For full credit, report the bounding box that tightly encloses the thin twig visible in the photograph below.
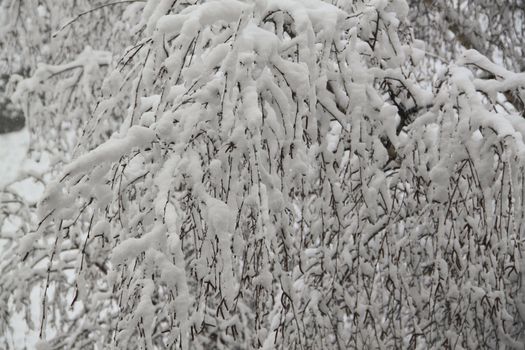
[53,1,143,37]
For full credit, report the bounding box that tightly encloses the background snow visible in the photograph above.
[0,128,29,188]
[0,128,40,349]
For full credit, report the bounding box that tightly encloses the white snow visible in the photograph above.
[0,128,41,349]
[0,128,29,188]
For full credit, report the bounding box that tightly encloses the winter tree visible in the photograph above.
[2,0,525,349]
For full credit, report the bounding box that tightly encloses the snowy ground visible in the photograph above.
[0,128,41,349]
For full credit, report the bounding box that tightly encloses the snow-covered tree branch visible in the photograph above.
[2,0,525,349]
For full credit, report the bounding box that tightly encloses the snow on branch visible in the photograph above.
[4,0,525,349]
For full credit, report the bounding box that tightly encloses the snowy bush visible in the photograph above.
[2,0,525,349]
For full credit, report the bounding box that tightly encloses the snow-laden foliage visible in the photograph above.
[407,0,525,116]
[4,0,525,349]
[0,1,138,289]
[3,0,139,160]
[408,0,525,71]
